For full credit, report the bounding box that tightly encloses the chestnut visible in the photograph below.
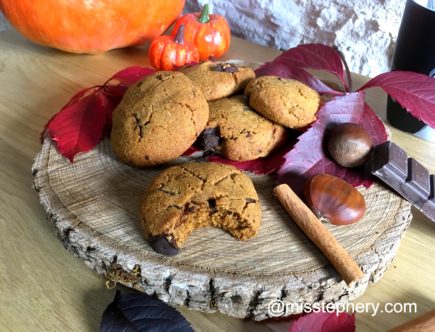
[327,123,372,167]
[304,174,366,225]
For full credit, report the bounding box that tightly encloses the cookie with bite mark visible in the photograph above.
[140,162,261,255]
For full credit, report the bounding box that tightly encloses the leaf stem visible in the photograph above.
[334,46,352,92]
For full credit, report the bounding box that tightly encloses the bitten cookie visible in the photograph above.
[140,162,261,255]
[111,71,209,167]
[180,61,255,101]
[202,95,287,161]
[244,76,321,129]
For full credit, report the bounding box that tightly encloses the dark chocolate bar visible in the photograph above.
[371,141,435,222]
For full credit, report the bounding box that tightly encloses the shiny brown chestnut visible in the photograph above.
[327,123,372,167]
[304,174,366,225]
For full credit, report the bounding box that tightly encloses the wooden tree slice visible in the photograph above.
[32,138,412,320]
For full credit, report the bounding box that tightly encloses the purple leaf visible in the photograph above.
[359,103,389,146]
[277,92,387,193]
[100,290,193,332]
[256,60,342,95]
[276,44,349,91]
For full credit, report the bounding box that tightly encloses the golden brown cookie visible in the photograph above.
[180,61,255,101]
[244,76,321,129]
[140,162,261,255]
[202,95,287,161]
[111,71,209,167]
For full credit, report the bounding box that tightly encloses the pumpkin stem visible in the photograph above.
[175,24,185,44]
[199,3,210,23]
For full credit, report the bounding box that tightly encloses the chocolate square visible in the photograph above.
[371,141,434,222]
[404,158,430,200]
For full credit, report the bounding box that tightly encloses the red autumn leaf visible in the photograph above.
[41,86,99,143]
[102,66,156,98]
[46,92,108,162]
[276,44,349,91]
[359,71,435,127]
[182,139,296,175]
[182,145,201,156]
[104,66,156,87]
[277,92,388,194]
[288,311,355,332]
[321,312,356,332]
[63,86,98,108]
[43,66,155,161]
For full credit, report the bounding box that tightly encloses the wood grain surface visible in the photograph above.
[32,136,411,320]
[0,29,434,331]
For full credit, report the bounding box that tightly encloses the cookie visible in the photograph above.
[244,76,321,129]
[111,71,209,167]
[180,61,255,101]
[140,162,261,255]
[202,95,287,161]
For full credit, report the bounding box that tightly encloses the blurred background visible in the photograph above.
[0,1,406,77]
[185,0,405,77]
[0,12,8,31]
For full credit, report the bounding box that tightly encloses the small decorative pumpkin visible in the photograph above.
[171,4,231,60]
[148,25,200,71]
[0,0,185,54]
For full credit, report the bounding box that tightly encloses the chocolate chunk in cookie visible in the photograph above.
[140,162,261,255]
[180,61,255,101]
[111,71,209,167]
[149,235,179,256]
[200,127,222,153]
[214,63,240,73]
[244,76,321,129]
[205,95,287,161]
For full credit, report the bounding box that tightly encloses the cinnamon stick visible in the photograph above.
[273,184,364,286]
[390,310,435,332]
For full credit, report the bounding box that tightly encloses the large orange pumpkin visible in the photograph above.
[0,0,185,54]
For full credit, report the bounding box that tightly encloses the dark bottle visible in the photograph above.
[387,0,435,142]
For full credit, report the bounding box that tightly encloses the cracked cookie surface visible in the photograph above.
[244,76,320,129]
[180,61,255,101]
[140,162,261,255]
[111,71,209,167]
[204,95,287,161]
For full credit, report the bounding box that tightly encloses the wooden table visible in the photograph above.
[0,29,434,332]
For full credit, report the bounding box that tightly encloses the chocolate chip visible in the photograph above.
[185,203,198,213]
[214,63,239,73]
[155,73,171,81]
[207,198,217,213]
[149,235,179,256]
[200,127,221,152]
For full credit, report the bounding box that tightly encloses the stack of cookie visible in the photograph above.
[110,61,321,255]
